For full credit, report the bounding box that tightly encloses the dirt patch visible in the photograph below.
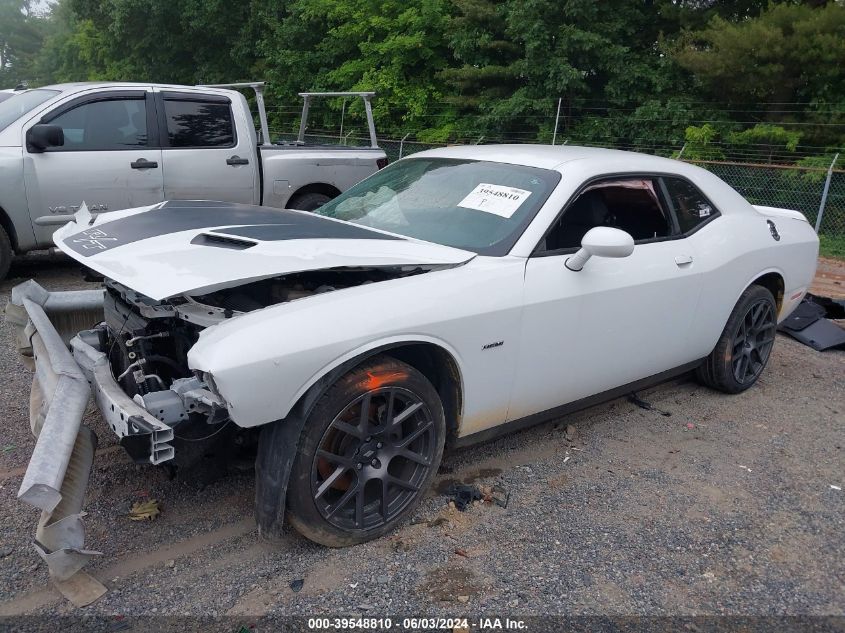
[418,565,490,603]
[811,256,845,299]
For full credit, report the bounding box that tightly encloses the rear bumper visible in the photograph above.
[4,280,175,580]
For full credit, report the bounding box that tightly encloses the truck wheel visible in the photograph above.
[284,356,445,547]
[0,225,12,281]
[697,285,777,394]
[287,192,332,212]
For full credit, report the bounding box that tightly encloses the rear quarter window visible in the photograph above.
[663,177,719,233]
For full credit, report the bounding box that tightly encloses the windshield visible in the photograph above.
[0,89,60,133]
[315,158,561,255]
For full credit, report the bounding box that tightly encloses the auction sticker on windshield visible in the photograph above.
[458,183,532,218]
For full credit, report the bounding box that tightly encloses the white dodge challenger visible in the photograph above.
[6,145,819,579]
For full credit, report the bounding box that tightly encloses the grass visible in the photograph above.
[818,234,845,260]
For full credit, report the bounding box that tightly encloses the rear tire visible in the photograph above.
[0,225,12,281]
[697,285,777,394]
[287,192,332,212]
[285,356,445,547]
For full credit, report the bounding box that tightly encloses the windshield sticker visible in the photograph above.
[458,183,532,218]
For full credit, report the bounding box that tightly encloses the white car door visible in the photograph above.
[156,90,258,204]
[508,176,709,421]
[22,89,164,246]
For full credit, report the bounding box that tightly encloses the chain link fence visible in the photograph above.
[280,132,845,236]
[683,160,844,235]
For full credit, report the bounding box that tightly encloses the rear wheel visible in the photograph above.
[0,225,12,281]
[286,356,445,546]
[697,285,777,393]
[287,192,332,212]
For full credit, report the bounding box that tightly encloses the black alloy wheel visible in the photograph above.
[311,386,436,531]
[696,284,778,394]
[731,298,776,385]
[283,355,446,546]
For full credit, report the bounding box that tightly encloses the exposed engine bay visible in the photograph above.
[95,265,437,469]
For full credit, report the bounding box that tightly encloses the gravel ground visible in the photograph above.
[0,255,843,627]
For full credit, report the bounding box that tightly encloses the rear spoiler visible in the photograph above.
[752,205,809,223]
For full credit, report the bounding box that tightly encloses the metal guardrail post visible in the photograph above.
[815,152,839,233]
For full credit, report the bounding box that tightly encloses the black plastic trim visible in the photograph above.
[190,233,257,250]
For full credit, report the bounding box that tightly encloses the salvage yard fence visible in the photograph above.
[278,132,845,236]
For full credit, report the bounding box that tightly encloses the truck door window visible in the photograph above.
[46,98,147,150]
[163,99,234,148]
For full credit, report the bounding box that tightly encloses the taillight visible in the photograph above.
[376,157,389,170]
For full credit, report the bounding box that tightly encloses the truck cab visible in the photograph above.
[0,82,387,279]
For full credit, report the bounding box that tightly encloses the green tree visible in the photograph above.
[36,0,263,84]
[261,0,452,139]
[0,0,49,87]
[674,3,845,109]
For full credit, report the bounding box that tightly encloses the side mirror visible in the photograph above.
[27,124,64,152]
[565,226,634,271]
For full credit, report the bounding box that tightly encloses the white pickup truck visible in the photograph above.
[0,82,388,279]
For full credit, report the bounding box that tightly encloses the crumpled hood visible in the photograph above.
[53,200,475,300]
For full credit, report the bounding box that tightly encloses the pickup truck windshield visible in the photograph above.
[315,158,560,255]
[0,89,59,132]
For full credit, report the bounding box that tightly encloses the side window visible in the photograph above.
[663,177,718,233]
[47,98,147,150]
[543,178,673,252]
[163,99,234,148]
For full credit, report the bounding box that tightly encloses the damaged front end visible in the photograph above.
[5,264,436,580]
[5,280,226,581]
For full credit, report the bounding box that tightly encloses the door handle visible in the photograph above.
[674,254,694,266]
[130,158,158,169]
[226,155,249,166]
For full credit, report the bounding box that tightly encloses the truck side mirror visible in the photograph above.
[565,226,635,271]
[27,124,64,152]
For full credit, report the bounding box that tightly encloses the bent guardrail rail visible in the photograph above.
[5,280,105,580]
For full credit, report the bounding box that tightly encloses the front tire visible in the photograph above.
[285,356,445,547]
[697,285,777,393]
